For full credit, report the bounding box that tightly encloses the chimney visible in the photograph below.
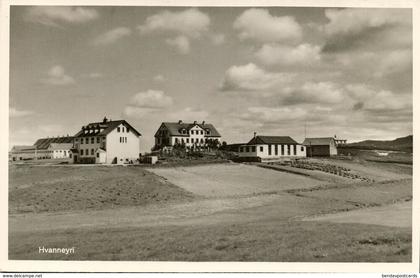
[178,120,183,124]
[193,120,197,125]
[254,131,257,138]
[202,121,205,125]
[103,116,108,123]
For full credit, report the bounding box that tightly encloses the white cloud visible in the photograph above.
[10,107,34,118]
[233,8,302,44]
[165,36,190,54]
[209,33,225,45]
[283,81,345,104]
[128,90,173,109]
[324,8,410,37]
[241,106,308,123]
[220,63,292,91]
[25,6,99,27]
[92,27,131,45]
[41,65,75,86]
[374,49,412,78]
[255,43,321,66]
[138,8,210,38]
[153,74,166,82]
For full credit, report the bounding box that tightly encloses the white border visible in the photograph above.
[0,0,418,273]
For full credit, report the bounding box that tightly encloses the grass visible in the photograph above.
[9,220,411,262]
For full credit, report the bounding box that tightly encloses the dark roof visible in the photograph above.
[155,121,221,137]
[74,120,141,138]
[247,136,298,145]
[302,137,336,146]
[48,143,73,150]
[11,145,35,151]
[33,136,74,150]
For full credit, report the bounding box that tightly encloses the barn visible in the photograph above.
[302,137,338,157]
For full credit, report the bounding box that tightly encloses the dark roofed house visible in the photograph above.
[302,137,338,157]
[154,120,221,150]
[238,134,306,162]
[72,117,141,164]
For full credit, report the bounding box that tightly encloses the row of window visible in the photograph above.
[77,137,105,144]
[117,126,129,133]
[120,137,128,143]
[80,149,95,156]
[240,144,304,156]
[174,138,208,144]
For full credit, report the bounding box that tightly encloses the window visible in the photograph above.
[246,146,249,152]
[200,138,203,143]
[287,145,291,155]
[251,146,256,152]
[96,153,99,158]
[186,138,189,143]
[80,149,84,155]
[81,138,84,144]
[260,146,263,152]
[125,137,127,143]
[293,145,297,155]
[196,138,199,143]
[97,137,100,143]
[268,145,272,155]
[117,127,120,132]
[200,130,203,135]
[301,146,304,152]
[122,127,125,132]
[91,137,94,144]
[275,145,278,155]
[91,149,94,155]
[126,127,129,133]
[281,145,284,155]
[75,139,78,142]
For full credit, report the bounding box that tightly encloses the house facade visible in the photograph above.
[154,120,221,150]
[10,136,74,161]
[303,137,338,157]
[72,118,141,164]
[238,135,306,161]
[48,143,73,159]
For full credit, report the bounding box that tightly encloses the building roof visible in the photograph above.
[11,145,35,152]
[33,136,74,150]
[247,136,298,145]
[302,137,336,146]
[74,119,141,138]
[48,143,74,150]
[156,121,221,137]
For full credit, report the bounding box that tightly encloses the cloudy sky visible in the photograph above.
[9,6,412,151]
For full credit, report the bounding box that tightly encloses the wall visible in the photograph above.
[239,144,306,158]
[105,123,140,164]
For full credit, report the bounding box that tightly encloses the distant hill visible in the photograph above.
[343,135,413,153]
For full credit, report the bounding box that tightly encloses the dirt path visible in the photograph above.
[147,163,323,197]
[302,201,412,228]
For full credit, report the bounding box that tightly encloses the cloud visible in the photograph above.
[138,8,210,38]
[165,36,190,54]
[255,43,321,66]
[92,27,131,45]
[10,107,34,118]
[209,33,225,45]
[41,65,75,86]
[323,8,411,52]
[153,74,166,82]
[24,6,99,27]
[241,106,308,123]
[233,8,302,44]
[282,81,345,105]
[220,63,292,91]
[128,90,173,109]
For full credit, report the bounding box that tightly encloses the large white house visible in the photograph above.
[238,135,306,161]
[154,120,221,150]
[72,117,141,164]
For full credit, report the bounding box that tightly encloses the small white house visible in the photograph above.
[72,117,141,164]
[238,135,306,161]
[48,143,73,159]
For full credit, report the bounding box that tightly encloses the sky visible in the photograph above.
[9,6,413,152]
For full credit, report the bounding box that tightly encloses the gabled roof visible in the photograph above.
[34,136,74,150]
[48,143,73,150]
[155,121,221,137]
[247,136,298,145]
[11,145,35,151]
[74,120,141,138]
[302,137,336,146]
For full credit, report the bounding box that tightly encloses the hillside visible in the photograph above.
[343,135,412,153]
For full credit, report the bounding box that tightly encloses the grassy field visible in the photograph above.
[8,156,412,262]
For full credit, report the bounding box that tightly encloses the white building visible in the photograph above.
[48,143,73,159]
[238,135,306,161]
[72,117,141,164]
[154,120,221,150]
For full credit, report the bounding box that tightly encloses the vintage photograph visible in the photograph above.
[7,3,414,266]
